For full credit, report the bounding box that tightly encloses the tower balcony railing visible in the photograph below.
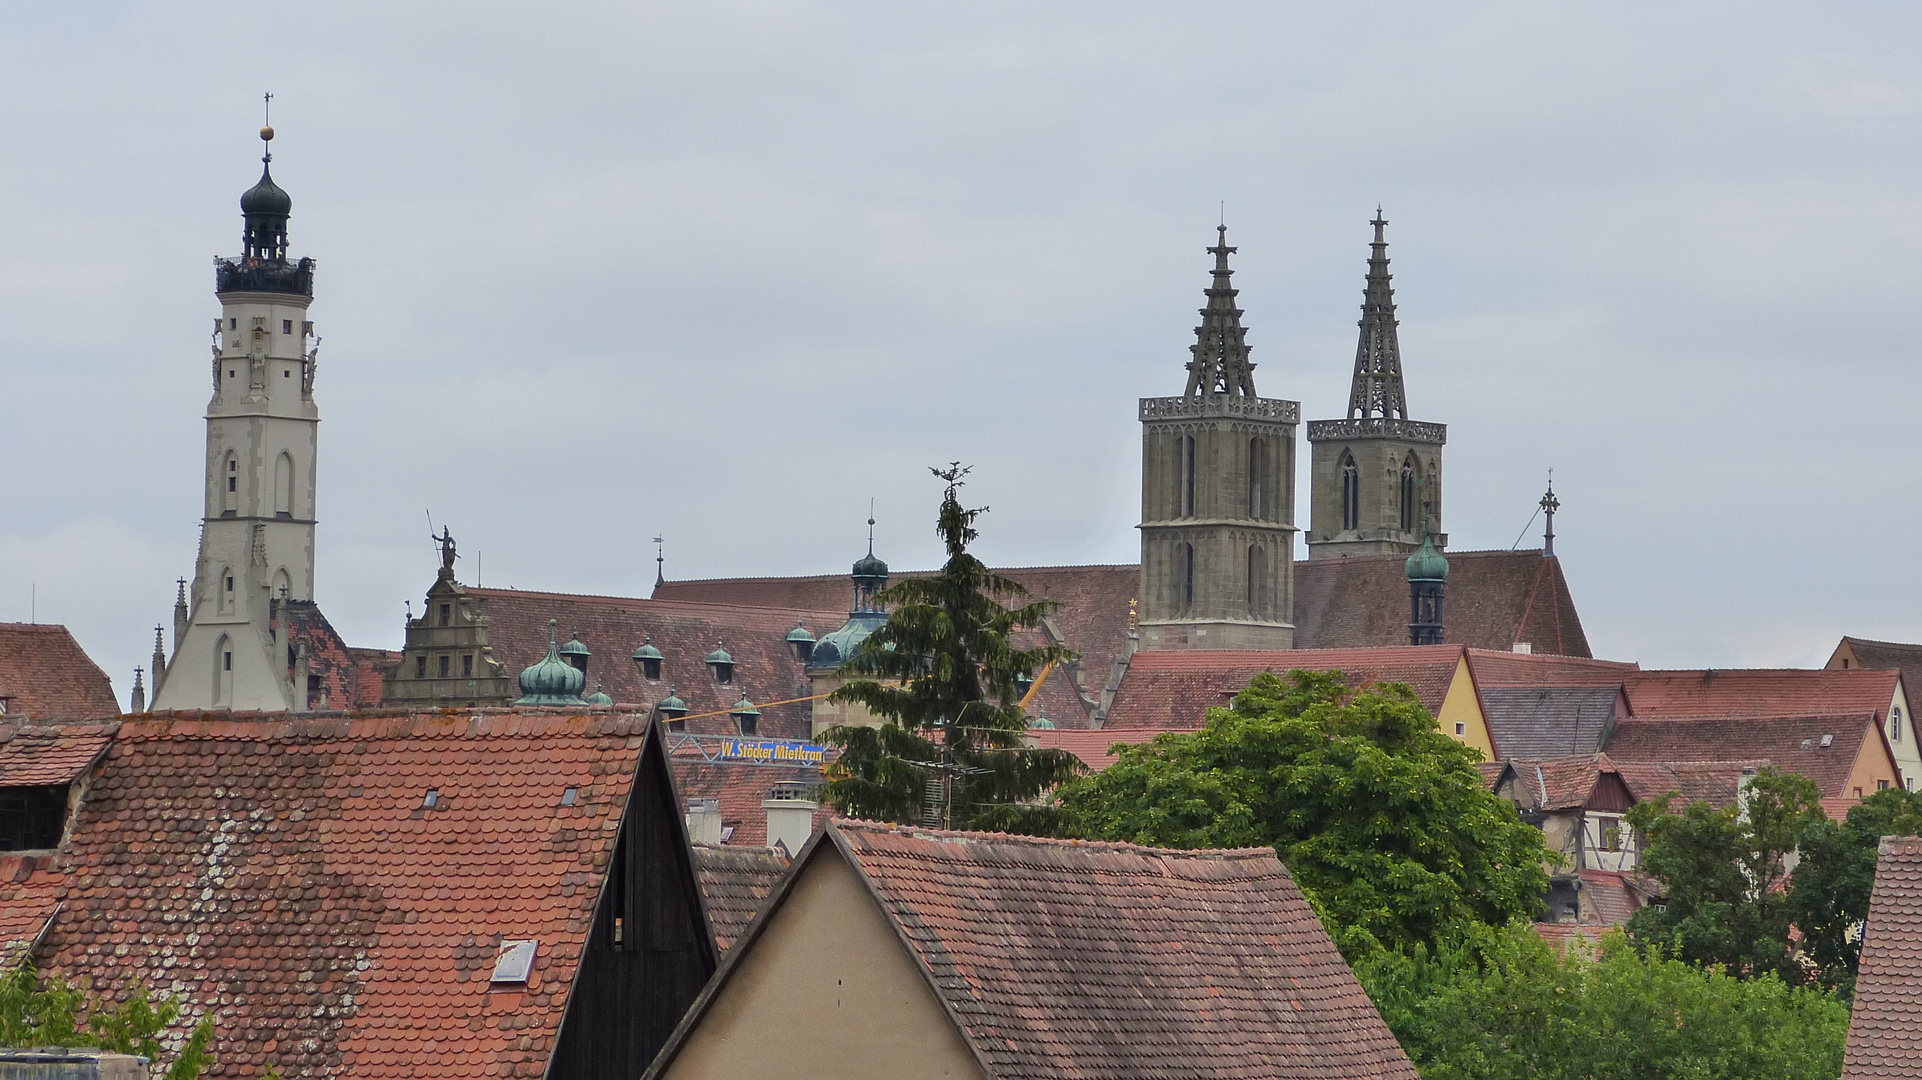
[1306,417,1447,445]
[214,255,315,297]
[1139,395,1299,423]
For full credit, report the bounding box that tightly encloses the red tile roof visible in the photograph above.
[278,602,385,709]
[1609,759,1769,810]
[1604,713,1881,815]
[471,588,843,740]
[1504,755,1609,810]
[1295,550,1592,657]
[672,820,1419,1080]
[1843,835,1922,1080]
[689,844,788,952]
[1103,646,1466,731]
[668,754,827,848]
[1624,668,1899,721]
[27,709,662,1079]
[1830,638,1922,709]
[0,623,119,721]
[0,722,113,785]
[1027,727,1162,771]
[0,854,61,966]
[1466,649,1637,688]
[1578,868,1646,927]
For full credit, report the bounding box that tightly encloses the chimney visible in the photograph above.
[685,798,723,845]
[1512,641,1533,655]
[763,782,820,854]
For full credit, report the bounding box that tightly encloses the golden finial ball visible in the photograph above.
[260,125,275,142]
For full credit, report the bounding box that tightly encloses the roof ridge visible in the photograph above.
[835,818,1278,860]
[471,586,845,618]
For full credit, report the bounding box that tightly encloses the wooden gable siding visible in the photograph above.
[1586,771,1635,812]
[548,723,718,1080]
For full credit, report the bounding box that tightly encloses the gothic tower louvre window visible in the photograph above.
[275,451,294,517]
[1401,454,1418,531]
[222,452,238,516]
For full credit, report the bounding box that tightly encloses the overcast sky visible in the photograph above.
[3,2,1920,700]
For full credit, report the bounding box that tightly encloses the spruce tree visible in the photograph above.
[820,464,1084,833]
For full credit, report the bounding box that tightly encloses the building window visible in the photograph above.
[1879,779,1892,791]
[439,604,451,626]
[1598,816,1624,852]
[1181,543,1195,610]
[1455,722,1466,736]
[0,786,67,850]
[223,453,239,515]
[1181,436,1196,518]
[1894,706,1904,743]
[229,318,237,330]
[462,655,474,678]
[438,655,450,678]
[1340,453,1359,531]
[1400,456,1418,531]
[416,655,428,679]
[1247,437,1264,519]
[282,319,293,334]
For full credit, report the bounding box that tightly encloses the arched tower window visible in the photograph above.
[219,567,236,615]
[1181,543,1196,610]
[274,452,294,518]
[213,633,233,706]
[1247,437,1265,519]
[1246,544,1265,615]
[1340,453,1359,531]
[1400,455,1419,532]
[1181,436,1196,518]
[273,567,291,601]
[221,452,239,516]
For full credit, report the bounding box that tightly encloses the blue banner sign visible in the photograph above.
[720,738,829,765]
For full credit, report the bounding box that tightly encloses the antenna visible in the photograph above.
[867,498,876,554]
[653,536,665,588]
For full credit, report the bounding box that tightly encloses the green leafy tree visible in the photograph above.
[0,958,216,1079]
[1790,784,1922,994]
[1356,926,1848,1080]
[820,464,1085,833]
[1625,767,1825,983]
[1055,669,1549,955]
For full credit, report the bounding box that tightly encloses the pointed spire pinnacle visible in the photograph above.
[1347,209,1408,420]
[653,536,665,588]
[1540,471,1559,557]
[1182,225,1258,399]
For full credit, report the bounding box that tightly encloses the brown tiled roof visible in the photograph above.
[785,821,1415,1079]
[1466,649,1637,688]
[1624,668,1898,721]
[668,754,827,849]
[1832,638,1922,708]
[1610,759,1769,810]
[0,722,113,785]
[1480,686,1622,760]
[1505,755,1608,810]
[690,843,788,952]
[1295,550,1592,657]
[1579,868,1646,927]
[0,854,61,966]
[471,588,843,740]
[1028,727,1162,771]
[1103,646,1466,731]
[1844,835,1922,1080]
[274,602,385,710]
[1604,713,1879,811]
[1476,761,1506,790]
[0,623,119,721]
[28,708,662,1079]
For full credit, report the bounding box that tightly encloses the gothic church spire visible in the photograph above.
[1346,210,1407,420]
[1182,226,1258,398]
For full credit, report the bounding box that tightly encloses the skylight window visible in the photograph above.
[491,940,537,984]
[422,789,439,809]
[560,787,578,807]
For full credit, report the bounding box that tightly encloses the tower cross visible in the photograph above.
[1540,471,1559,557]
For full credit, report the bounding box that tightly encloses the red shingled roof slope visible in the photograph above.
[1844,835,1922,1080]
[690,844,788,952]
[278,603,384,709]
[31,710,657,1080]
[1104,646,1465,731]
[0,722,113,785]
[1830,637,1922,706]
[1624,668,1898,721]
[0,855,61,966]
[1505,754,1609,810]
[829,820,1419,1080]
[0,624,119,721]
[1605,713,1881,818]
[669,755,826,848]
[1467,649,1637,688]
[1295,550,1591,657]
[1610,760,1768,810]
[1028,728,1161,771]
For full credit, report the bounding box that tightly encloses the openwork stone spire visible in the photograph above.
[1346,211,1407,420]
[1182,226,1258,398]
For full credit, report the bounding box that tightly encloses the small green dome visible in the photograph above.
[516,628,587,706]
[785,621,816,645]
[1405,533,1450,583]
[1028,715,1056,730]
[559,634,590,657]
[705,642,734,666]
[658,690,688,715]
[729,694,761,719]
[852,551,889,581]
[631,636,664,662]
[584,684,613,707]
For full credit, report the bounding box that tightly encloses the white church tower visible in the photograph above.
[153,117,322,711]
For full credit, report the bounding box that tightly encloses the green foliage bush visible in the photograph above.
[0,958,214,1079]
